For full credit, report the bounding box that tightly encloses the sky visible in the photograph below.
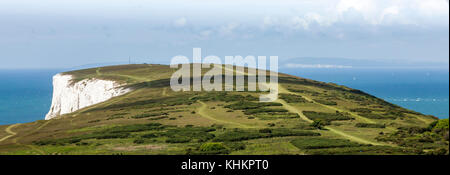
[0,0,448,69]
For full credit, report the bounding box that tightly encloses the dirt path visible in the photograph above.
[197,101,256,128]
[277,85,388,145]
[276,99,313,123]
[278,85,377,123]
[11,121,51,155]
[0,124,20,143]
[203,65,387,145]
[277,97,384,145]
[0,122,48,154]
[97,67,151,82]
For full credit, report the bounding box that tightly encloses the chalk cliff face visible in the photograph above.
[45,74,130,120]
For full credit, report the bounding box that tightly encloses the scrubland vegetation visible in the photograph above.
[0,64,447,155]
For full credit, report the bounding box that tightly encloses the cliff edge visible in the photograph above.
[45,73,130,120]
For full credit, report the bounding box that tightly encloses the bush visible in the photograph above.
[314,99,337,105]
[199,142,228,152]
[224,142,246,151]
[359,113,396,120]
[279,93,308,103]
[188,142,230,155]
[166,137,191,143]
[350,108,372,113]
[134,138,145,144]
[213,129,319,142]
[303,111,352,122]
[225,101,282,110]
[290,138,363,149]
[88,120,101,123]
[244,108,288,115]
[131,113,168,119]
[305,146,421,155]
[105,123,165,133]
[89,132,130,139]
[141,133,158,138]
[355,123,386,128]
[433,119,449,131]
[311,119,328,129]
[162,126,216,143]
[192,92,258,102]
[259,128,272,133]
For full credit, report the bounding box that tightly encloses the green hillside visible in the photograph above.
[0,64,448,155]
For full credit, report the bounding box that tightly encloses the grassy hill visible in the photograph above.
[0,64,448,155]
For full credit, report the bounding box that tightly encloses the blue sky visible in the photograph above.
[0,0,448,69]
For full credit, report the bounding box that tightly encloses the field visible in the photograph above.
[0,64,447,155]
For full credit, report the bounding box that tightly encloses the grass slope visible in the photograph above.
[0,64,447,155]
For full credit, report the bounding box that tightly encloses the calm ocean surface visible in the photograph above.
[0,68,448,125]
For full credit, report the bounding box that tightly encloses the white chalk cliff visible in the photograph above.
[45,73,131,120]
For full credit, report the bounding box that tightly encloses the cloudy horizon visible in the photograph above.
[0,0,448,69]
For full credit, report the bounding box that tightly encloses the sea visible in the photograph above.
[0,68,448,125]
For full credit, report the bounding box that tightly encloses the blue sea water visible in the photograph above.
[0,69,61,125]
[0,68,448,125]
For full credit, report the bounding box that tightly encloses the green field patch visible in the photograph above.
[290,137,363,150]
[304,145,421,155]
[35,123,166,146]
[350,108,372,113]
[66,125,117,134]
[213,128,320,142]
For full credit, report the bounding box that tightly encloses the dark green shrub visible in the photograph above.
[224,142,246,151]
[199,142,228,152]
[166,137,191,143]
[355,123,386,128]
[213,129,319,142]
[141,133,158,138]
[259,128,272,133]
[244,108,288,115]
[131,112,168,119]
[134,138,145,144]
[303,111,353,122]
[314,99,337,105]
[88,120,101,123]
[225,101,282,110]
[291,138,363,149]
[279,93,308,103]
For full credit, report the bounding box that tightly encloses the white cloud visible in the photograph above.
[290,16,310,30]
[219,23,239,36]
[261,0,448,31]
[416,0,449,17]
[263,16,277,28]
[196,30,213,40]
[174,17,187,27]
